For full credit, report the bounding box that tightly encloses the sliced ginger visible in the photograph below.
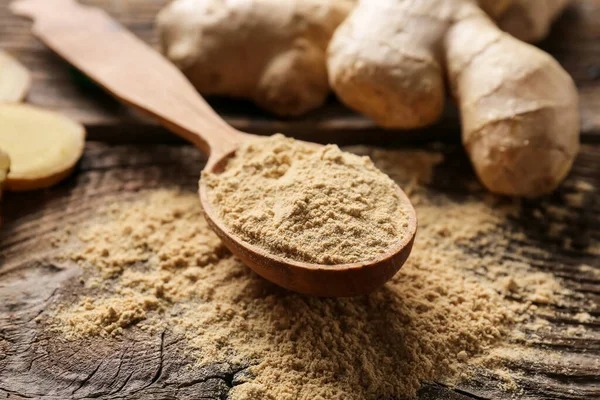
[0,104,85,191]
[0,148,9,196]
[0,149,9,184]
[0,148,8,225]
[0,50,31,102]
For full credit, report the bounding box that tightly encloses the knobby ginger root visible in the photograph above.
[328,0,579,197]
[495,0,572,43]
[157,0,355,117]
[477,0,515,19]
[0,50,31,102]
[0,104,86,191]
[478,0,572,42]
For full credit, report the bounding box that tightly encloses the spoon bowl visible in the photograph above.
[199,153,417,296]
[13,0,417,296]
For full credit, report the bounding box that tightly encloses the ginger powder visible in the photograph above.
[203,134,409,264]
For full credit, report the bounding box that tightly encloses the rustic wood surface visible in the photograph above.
[1,0,599,399]
[0,0,599,144]
[1,143,599,400]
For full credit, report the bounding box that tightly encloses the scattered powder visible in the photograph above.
[57,295,160,336]
[51,147,588,400]
[203,134,410,265]
[498,269,569,305]
[564,192,585,207]
[573,312,592,323]
[55,188,512,399]
[565,325,588,336]
[351,147,445,186]
[579,264,600,277]
[572,179,595,192]
[548,222,567,238]
[589,241,600,256]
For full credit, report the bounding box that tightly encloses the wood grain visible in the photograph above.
[0,0,599,143]
[1,142,598,399]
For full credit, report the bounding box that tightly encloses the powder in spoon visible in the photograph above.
[203,134,409,264]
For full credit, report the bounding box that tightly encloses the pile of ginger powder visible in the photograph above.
[51,144,579,400]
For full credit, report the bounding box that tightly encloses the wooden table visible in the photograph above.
[1,1,599,399]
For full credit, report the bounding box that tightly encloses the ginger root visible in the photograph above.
[0,50,31,102]
[157,0,354,117]
[328,0,579,197]
[495,0,572,43]
[477,0,515,19]
[0,104,86,191]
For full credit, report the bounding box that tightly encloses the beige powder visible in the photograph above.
[51,147,582,400]
[203,134,409,264]
[58,295,161,336]
[56,189,512,399]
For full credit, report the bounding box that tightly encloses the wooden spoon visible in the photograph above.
[11,0,417,297]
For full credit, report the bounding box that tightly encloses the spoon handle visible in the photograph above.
[11,0,245,156]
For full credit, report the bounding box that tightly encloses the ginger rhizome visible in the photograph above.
[157,0,355,117]
[0,104,86,191]
[0,50,31,102]
[328,0,578,197]
[477,0,571,42]
[156,0,578,197]
[493,0,572,43]
[0,148,9,201]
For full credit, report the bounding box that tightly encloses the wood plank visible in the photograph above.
[0,142,598,399]
[0,0,599,142]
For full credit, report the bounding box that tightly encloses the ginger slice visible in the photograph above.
[0,50,31,102]
[0,149,7,225]
[0,149,9,184]
[0,104,85,191]
[0,148,9,200]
